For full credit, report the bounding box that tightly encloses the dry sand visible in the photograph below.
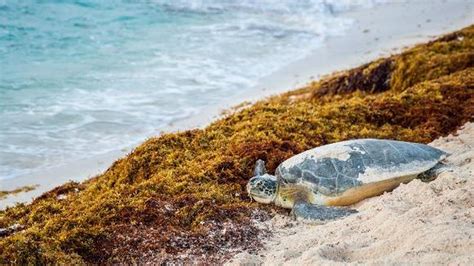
[228,123,474,265]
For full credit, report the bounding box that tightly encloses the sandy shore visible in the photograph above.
[227,123,474,265]
[1,0,473,209]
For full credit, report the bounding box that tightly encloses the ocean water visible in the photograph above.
[0,0,387,180]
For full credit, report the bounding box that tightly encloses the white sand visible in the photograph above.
[227,123,474,265]
[1,0,472,209]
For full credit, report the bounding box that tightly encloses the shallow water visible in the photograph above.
[0,0,387,180]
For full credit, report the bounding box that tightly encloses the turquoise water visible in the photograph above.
[0,0,383,179]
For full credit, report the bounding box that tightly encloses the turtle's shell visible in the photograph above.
[275,139,446,196]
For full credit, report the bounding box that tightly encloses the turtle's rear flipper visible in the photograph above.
[291,201,357,222]
[418,162,454,182]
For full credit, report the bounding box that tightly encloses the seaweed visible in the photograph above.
[1,25,473,264]
[312,58,394,96]
[0,185,39,201]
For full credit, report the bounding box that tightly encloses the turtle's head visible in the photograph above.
[246,160,277,204]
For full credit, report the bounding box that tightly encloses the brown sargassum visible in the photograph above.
[1,25,473,264]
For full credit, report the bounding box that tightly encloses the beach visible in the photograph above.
[1,1,473,264]
[228,123,474,265]
[1,0,473,210]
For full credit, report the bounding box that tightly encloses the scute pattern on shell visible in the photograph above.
[275,139,446,195]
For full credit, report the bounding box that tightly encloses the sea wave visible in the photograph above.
[0,0,389,180]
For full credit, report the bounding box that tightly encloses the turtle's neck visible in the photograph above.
[274,184,310,209]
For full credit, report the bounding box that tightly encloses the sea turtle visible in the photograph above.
[246,139,449,221]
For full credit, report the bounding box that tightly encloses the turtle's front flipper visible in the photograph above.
[291,201,357,222]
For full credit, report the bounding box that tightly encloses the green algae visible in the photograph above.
[1,25,473,264]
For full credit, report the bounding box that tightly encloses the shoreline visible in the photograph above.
[1,0,473,209]
[2,16,473,264]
